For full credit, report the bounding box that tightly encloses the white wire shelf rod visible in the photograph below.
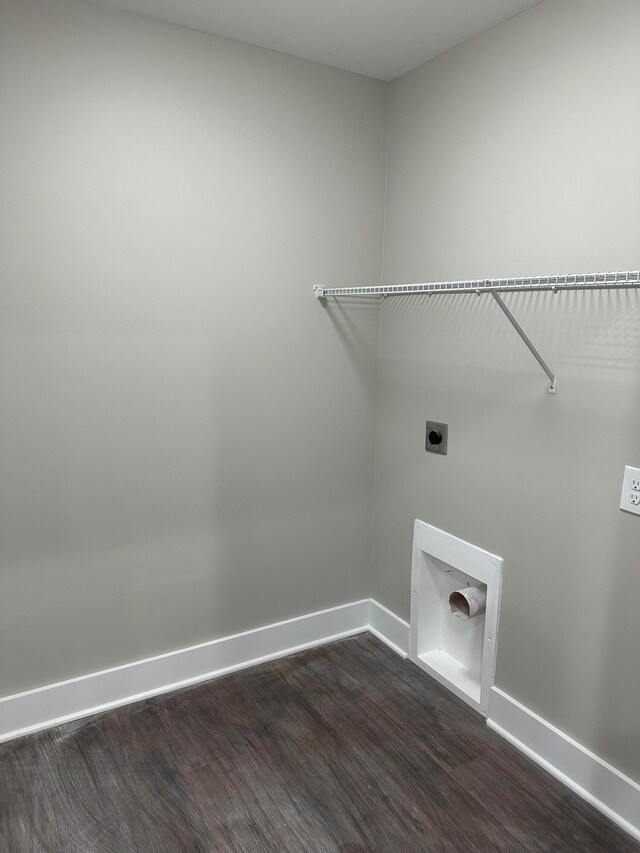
[313,270,640,299]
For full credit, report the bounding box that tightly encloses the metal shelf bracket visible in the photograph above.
[489,291,556,394]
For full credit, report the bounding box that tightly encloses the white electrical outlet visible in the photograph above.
[620,466,640,516]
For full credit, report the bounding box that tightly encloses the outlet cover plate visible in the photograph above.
[620,465,640,516]
[426,421,448,455]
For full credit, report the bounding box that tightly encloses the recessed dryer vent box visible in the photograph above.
[409,520,503,717]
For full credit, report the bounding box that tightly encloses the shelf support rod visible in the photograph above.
[490,290,557,394]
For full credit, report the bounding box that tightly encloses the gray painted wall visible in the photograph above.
[374,0,640,781]
[0,0,387,695]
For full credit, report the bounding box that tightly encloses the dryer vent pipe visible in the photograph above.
[449,586,486,621]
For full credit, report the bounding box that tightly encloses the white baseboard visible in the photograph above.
[369,598,409,657]
[0,598,411,745]
[488,686,640,843]
[0,599,373,744]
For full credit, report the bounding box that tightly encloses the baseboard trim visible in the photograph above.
[0,598,411,745]
[369,599,409,657]
[0,599,374,744]
[488,686,640,843]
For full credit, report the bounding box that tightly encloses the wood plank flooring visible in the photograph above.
[1,634,637,852]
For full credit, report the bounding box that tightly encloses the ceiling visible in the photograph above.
[87,0,544,80]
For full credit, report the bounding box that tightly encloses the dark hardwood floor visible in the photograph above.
[1,634,637,852]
